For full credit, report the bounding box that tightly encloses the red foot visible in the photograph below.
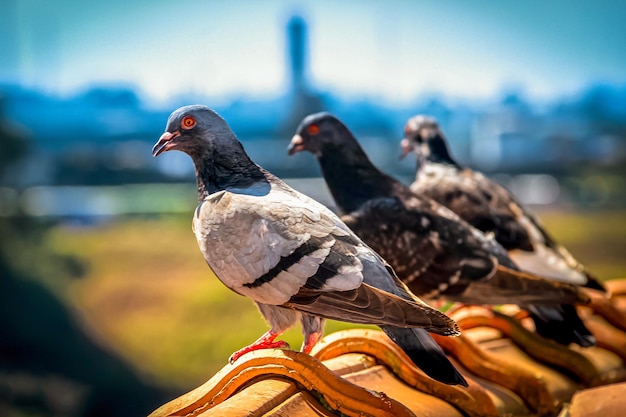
[301,332,322,354]
[229,331,290,363]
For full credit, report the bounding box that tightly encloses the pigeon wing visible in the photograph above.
[341,196,500,299]
[194,181,457,335]
[193,185,364,305]
[429,169,597,287]
[412,169,534,251]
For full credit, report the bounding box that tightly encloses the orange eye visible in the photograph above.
[181,116,196,130]
[307,124,320,135]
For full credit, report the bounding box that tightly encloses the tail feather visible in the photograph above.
[526,304,596,347]
[472,265,591,305]
[583,271,608,293]
[453,265,591,305]
[381,326,468,386]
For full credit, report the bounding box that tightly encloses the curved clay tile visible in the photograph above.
[562,382,626,417]
[586,288,626,331]
[312,329,499,417]
[458,312,604,385]
[606,279,626,296]
[147,279,626,417]
[149,349,415,417]
[431,331,557,415]
[583,315,626,362]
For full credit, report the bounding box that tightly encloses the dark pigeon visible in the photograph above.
[152,104,467,386]
[288,112,592,347]
[399,114,606,346]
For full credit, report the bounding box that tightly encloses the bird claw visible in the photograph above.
[229,340,290,364]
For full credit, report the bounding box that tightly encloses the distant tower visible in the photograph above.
[281,15,325,135]
[287,16,308,93]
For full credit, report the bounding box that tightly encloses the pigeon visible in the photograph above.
[288,112,592,346]
[151,104,467,386]
[400,114,606,345]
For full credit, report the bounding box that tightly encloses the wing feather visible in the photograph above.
[194,183,365,305]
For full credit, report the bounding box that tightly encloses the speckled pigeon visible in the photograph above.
[151,105,467,386]
[288,112,592,346]
[400,115,606,346]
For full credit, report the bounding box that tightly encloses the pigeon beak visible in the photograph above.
[152,131,181,157]
[399,138,412,160]
[287,134,306,155]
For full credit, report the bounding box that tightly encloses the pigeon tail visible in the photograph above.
[583,271,609,293]
[493,266,591,305]
[381,326,468,386]
[527,304,596,347]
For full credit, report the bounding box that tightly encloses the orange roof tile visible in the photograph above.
[150,279,626,417]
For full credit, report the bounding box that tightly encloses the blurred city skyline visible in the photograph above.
[1,1,626,218]
[1,0,626,104]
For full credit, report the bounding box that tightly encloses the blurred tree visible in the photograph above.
[0,94,171,417]
[0,96,29,180]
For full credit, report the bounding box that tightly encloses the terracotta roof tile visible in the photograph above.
[150,279,626,417]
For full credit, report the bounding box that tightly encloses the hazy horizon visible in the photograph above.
[1,1,625,104]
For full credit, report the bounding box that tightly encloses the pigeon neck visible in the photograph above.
[318,142,398,214]
[424,135,460,167]
[192,144,267,201]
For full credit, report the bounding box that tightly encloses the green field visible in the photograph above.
[48,209,626,391]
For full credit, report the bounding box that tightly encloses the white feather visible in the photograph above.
[508,203,587,285]
[509,247,587,285]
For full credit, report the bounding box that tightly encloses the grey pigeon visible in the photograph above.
[288,113,592,346]
[152,105,467,386]
[400,114,606,346]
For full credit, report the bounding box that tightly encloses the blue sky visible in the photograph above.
[2,0,625,103]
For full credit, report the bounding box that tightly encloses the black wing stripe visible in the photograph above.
[243,235,331,289]
[303,233,361,290]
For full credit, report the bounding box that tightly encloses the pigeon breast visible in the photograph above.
[192,181,364,305]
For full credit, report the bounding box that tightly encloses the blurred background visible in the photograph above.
[1,1,625,416]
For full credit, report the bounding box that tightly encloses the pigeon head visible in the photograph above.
[288,112,357,157]
[153,104,265,198]
[288,112,397,215]
[152,104,233,158]
[400,115,457,165]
